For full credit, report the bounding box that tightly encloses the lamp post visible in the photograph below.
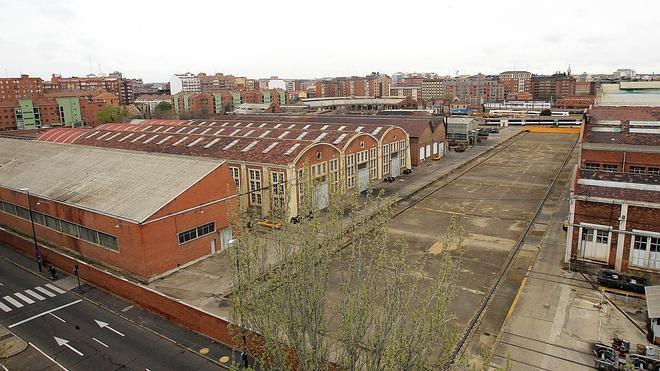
[19,188,41,271]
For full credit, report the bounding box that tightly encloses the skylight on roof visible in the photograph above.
[274,123,282,128]
[333,133,348,144]
[259,123,267,128]
[131,134,146,142]
[188,127,199,134]
[278,131,290,139]
[221,122,228,127]
[262,142,279,153]
[204,138,221,148]
[140,126,152,132]
[96,132,110,140]
[187,138,204,147]
[243,130,255,137]
[222,139,239,150]
[338,125,346,130]
[372,127,383,135]
[199,121,207,126]
[143,134,159,144]
[86,131,100,139]
[287,124,296,129]
[214,129,225,135]
[303,124,311,129]
[163,127,174,133]
[209,122,217,126]
[259,130,272,138]
[229,129,241,136]
[152,126,162,132]
[156,135,173,144]
[320,125,329,130]
[105,133,122,141]
[175,127,186,134]
[172,136,189,146]
[200,128,211,135]
[241,140,259,152]
[284,143,301,156]
[118,133,134,142]
[246,123,253,127]
[233,123,241,127]
[297,132,309,140]
[356,126,364,132]
[314,133,328,142]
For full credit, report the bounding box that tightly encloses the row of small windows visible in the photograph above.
[178,222,215,245]
[583,163,660,175]
[0,200,119,251]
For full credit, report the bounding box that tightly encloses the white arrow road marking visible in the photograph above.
[45,284,66,294]
[3,296,23,308]
[14,292,35,304]
[35,286,56,297]
[94,320,125,337]
[92,337,108,348]
[25,289,46,301]
[54,336,83,356]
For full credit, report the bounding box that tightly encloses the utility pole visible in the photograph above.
[73,264,82,293]
[20,188,40,271]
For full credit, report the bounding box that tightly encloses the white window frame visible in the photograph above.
[629,229,660,270]
[577,223,611,263]
[248,169,262,206]
[229,166,240,188]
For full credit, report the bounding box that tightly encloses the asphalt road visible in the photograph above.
[0,258,223,370]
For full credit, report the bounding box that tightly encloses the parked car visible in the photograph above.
[598,270,647,294]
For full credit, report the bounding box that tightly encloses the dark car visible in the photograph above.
[597,269,647,294]
[488,127,499,133]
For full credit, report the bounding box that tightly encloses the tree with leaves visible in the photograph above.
[153,101,174,119]
[96,105,129,124]
[227,171,465,370]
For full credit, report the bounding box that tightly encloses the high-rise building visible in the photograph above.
[498,71,532,99]
[46,73,135,105]
[0,74,45,100]
[169,73,201,95]
[444,75,505,108]
[531,73,576,101]
[421,79,444,100]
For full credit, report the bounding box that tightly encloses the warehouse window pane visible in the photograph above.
[61,220,79,237]
[79,226,99,244]
[2,202,17,215]
[99,232,119,251]
[45,215,61,231]
[15,206,30,220]
[31,211,45,225]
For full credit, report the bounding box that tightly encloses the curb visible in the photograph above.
[0,325,27,358]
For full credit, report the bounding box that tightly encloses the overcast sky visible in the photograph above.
[1,0,658,82]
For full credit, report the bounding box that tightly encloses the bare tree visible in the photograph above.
[227,171,464,370]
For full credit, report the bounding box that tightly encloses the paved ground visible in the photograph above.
[323,133,579,345]
[147,127,524,318]
[488,149,649,370]
[0,246,241,370]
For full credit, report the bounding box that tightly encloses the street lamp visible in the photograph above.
[19,187,41,271]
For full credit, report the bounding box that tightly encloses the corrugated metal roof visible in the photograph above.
[0,138,225,223]
[646,286,660,318]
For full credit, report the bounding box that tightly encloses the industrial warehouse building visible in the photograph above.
[0,138,236,282]
[218,114,447,167]
[36,118,411,218]
[565,82,660,280]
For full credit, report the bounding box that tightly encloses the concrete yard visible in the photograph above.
[147,129,583,363]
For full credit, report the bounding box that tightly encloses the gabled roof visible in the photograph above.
[0,138,225,222]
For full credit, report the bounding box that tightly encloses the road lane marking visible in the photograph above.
[121,305,133,312]
[35,286,56,297]
[3,296,23,308]
[14,292,35,304]
[92,337,109,348]
[29,342,67,371]
[45,284,66,294]
[49,313,66,323]
[25,289,46,301]
[0,301,12,312]
[9,300,82,328]
[54,336,83,356]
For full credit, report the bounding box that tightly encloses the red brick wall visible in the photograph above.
[580,149,660,171]
[295,143,341,169]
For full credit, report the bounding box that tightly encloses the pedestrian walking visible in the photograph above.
[37,254,43,272]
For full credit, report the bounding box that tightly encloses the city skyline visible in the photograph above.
[1,0,659,82]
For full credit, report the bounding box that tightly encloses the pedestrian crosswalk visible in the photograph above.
[0,284,65,312]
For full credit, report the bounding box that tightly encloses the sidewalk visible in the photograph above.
[148,127,524,320]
